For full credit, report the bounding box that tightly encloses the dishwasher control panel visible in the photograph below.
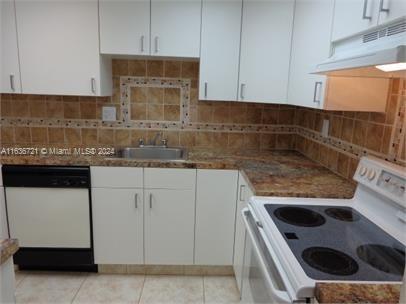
[2,165,90,188]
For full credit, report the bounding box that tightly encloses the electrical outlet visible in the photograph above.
[102,106,116,121]
[321,119,329,137]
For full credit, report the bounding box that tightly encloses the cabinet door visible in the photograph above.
[238,0,294,103]
[233,172,253,294]
[195,170,238,265]
[287,0,335,109]
[1,0,21,93]
[15,0,101,95]
[92,188,143,264]
[99,0,150,55]
[199,0,242,101]
[150,0,201,58]
[332,0,379,41]
[378,0,406,25]
[145,189,195,265]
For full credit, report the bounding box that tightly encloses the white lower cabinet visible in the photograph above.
[92,188,143,264]
[195,169,238,265]
[0,258,16,304]
[144,189,195,265]
[92,167,243,267]
[144,168,196,265]
[234,172,253,294]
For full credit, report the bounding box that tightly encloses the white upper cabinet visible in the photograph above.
[377,0,406,24]
[332,0,406,41]
[99,0,150,55]
[288,0,335,109]
[238,0,295,103]
[1,0,21,94]
[199,0,242,101]
[15,0,111,96]
[150,0,202,58]
[332,0,380,41]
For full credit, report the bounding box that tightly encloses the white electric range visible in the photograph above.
[241,156,406,303]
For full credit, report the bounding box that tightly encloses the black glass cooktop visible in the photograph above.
[265,204,405,281]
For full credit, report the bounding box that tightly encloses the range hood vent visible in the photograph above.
[363,21,406,43]
[315,19,406,77]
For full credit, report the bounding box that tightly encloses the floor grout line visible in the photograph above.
[137,274,147,304]
[202,276,206,304]
[14,272,28,289]
[13,272,238,304]
[70,273,89,304]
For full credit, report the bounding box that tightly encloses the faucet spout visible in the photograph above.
[150,131,163,146]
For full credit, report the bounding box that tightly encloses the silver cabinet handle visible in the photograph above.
[149,193,153,209]
[239,185,246,202]
[9,74,15,92]
[154,36,159,53]
[91,77,96,94]
[204,82,208,98]
[240,83,246,99]
[134,193,138,209]
[141,35,145,53]
[362,0,372,20]
[379,0,390,12]
[313,81,322,103]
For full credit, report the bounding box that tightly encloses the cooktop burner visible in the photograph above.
[357,244,406,276]
[264,204,405,281]
[274,206,326,227]
[325,207,361,222]
[302,247,359,276]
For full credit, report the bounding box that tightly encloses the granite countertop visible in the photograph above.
[0,239,19,265]
[0,150,400,303]
[315,283,402,304]
[0,149,356,199]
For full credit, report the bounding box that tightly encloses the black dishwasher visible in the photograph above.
[2,165,96,271]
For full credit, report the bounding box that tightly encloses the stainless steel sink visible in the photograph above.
[117,146,187,161]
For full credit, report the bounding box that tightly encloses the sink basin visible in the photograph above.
[117,146,187,161]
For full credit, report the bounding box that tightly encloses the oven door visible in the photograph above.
[241,208,292,304]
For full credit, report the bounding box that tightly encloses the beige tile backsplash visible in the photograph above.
[0,59,296,151]
[1,58,405,182]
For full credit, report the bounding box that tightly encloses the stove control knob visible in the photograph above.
[367,169,376,181]
[359,166,367,176]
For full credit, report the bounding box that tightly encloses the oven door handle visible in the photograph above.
[242,208,292,303]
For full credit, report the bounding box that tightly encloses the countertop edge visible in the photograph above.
[315,282,402,304]
[0,239,19,266]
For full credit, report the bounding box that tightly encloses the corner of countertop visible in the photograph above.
[315,282,402,304]
[0,239,19,265]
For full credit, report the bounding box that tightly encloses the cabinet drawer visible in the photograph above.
[91,167,143,188]
[144,168,196,189]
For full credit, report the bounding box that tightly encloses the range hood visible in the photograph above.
[315,19,406,78]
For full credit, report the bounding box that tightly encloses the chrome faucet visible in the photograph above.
[138,132,168,147]
[150,131,163,146]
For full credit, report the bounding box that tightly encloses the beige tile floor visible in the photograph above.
[14,271,240,304]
